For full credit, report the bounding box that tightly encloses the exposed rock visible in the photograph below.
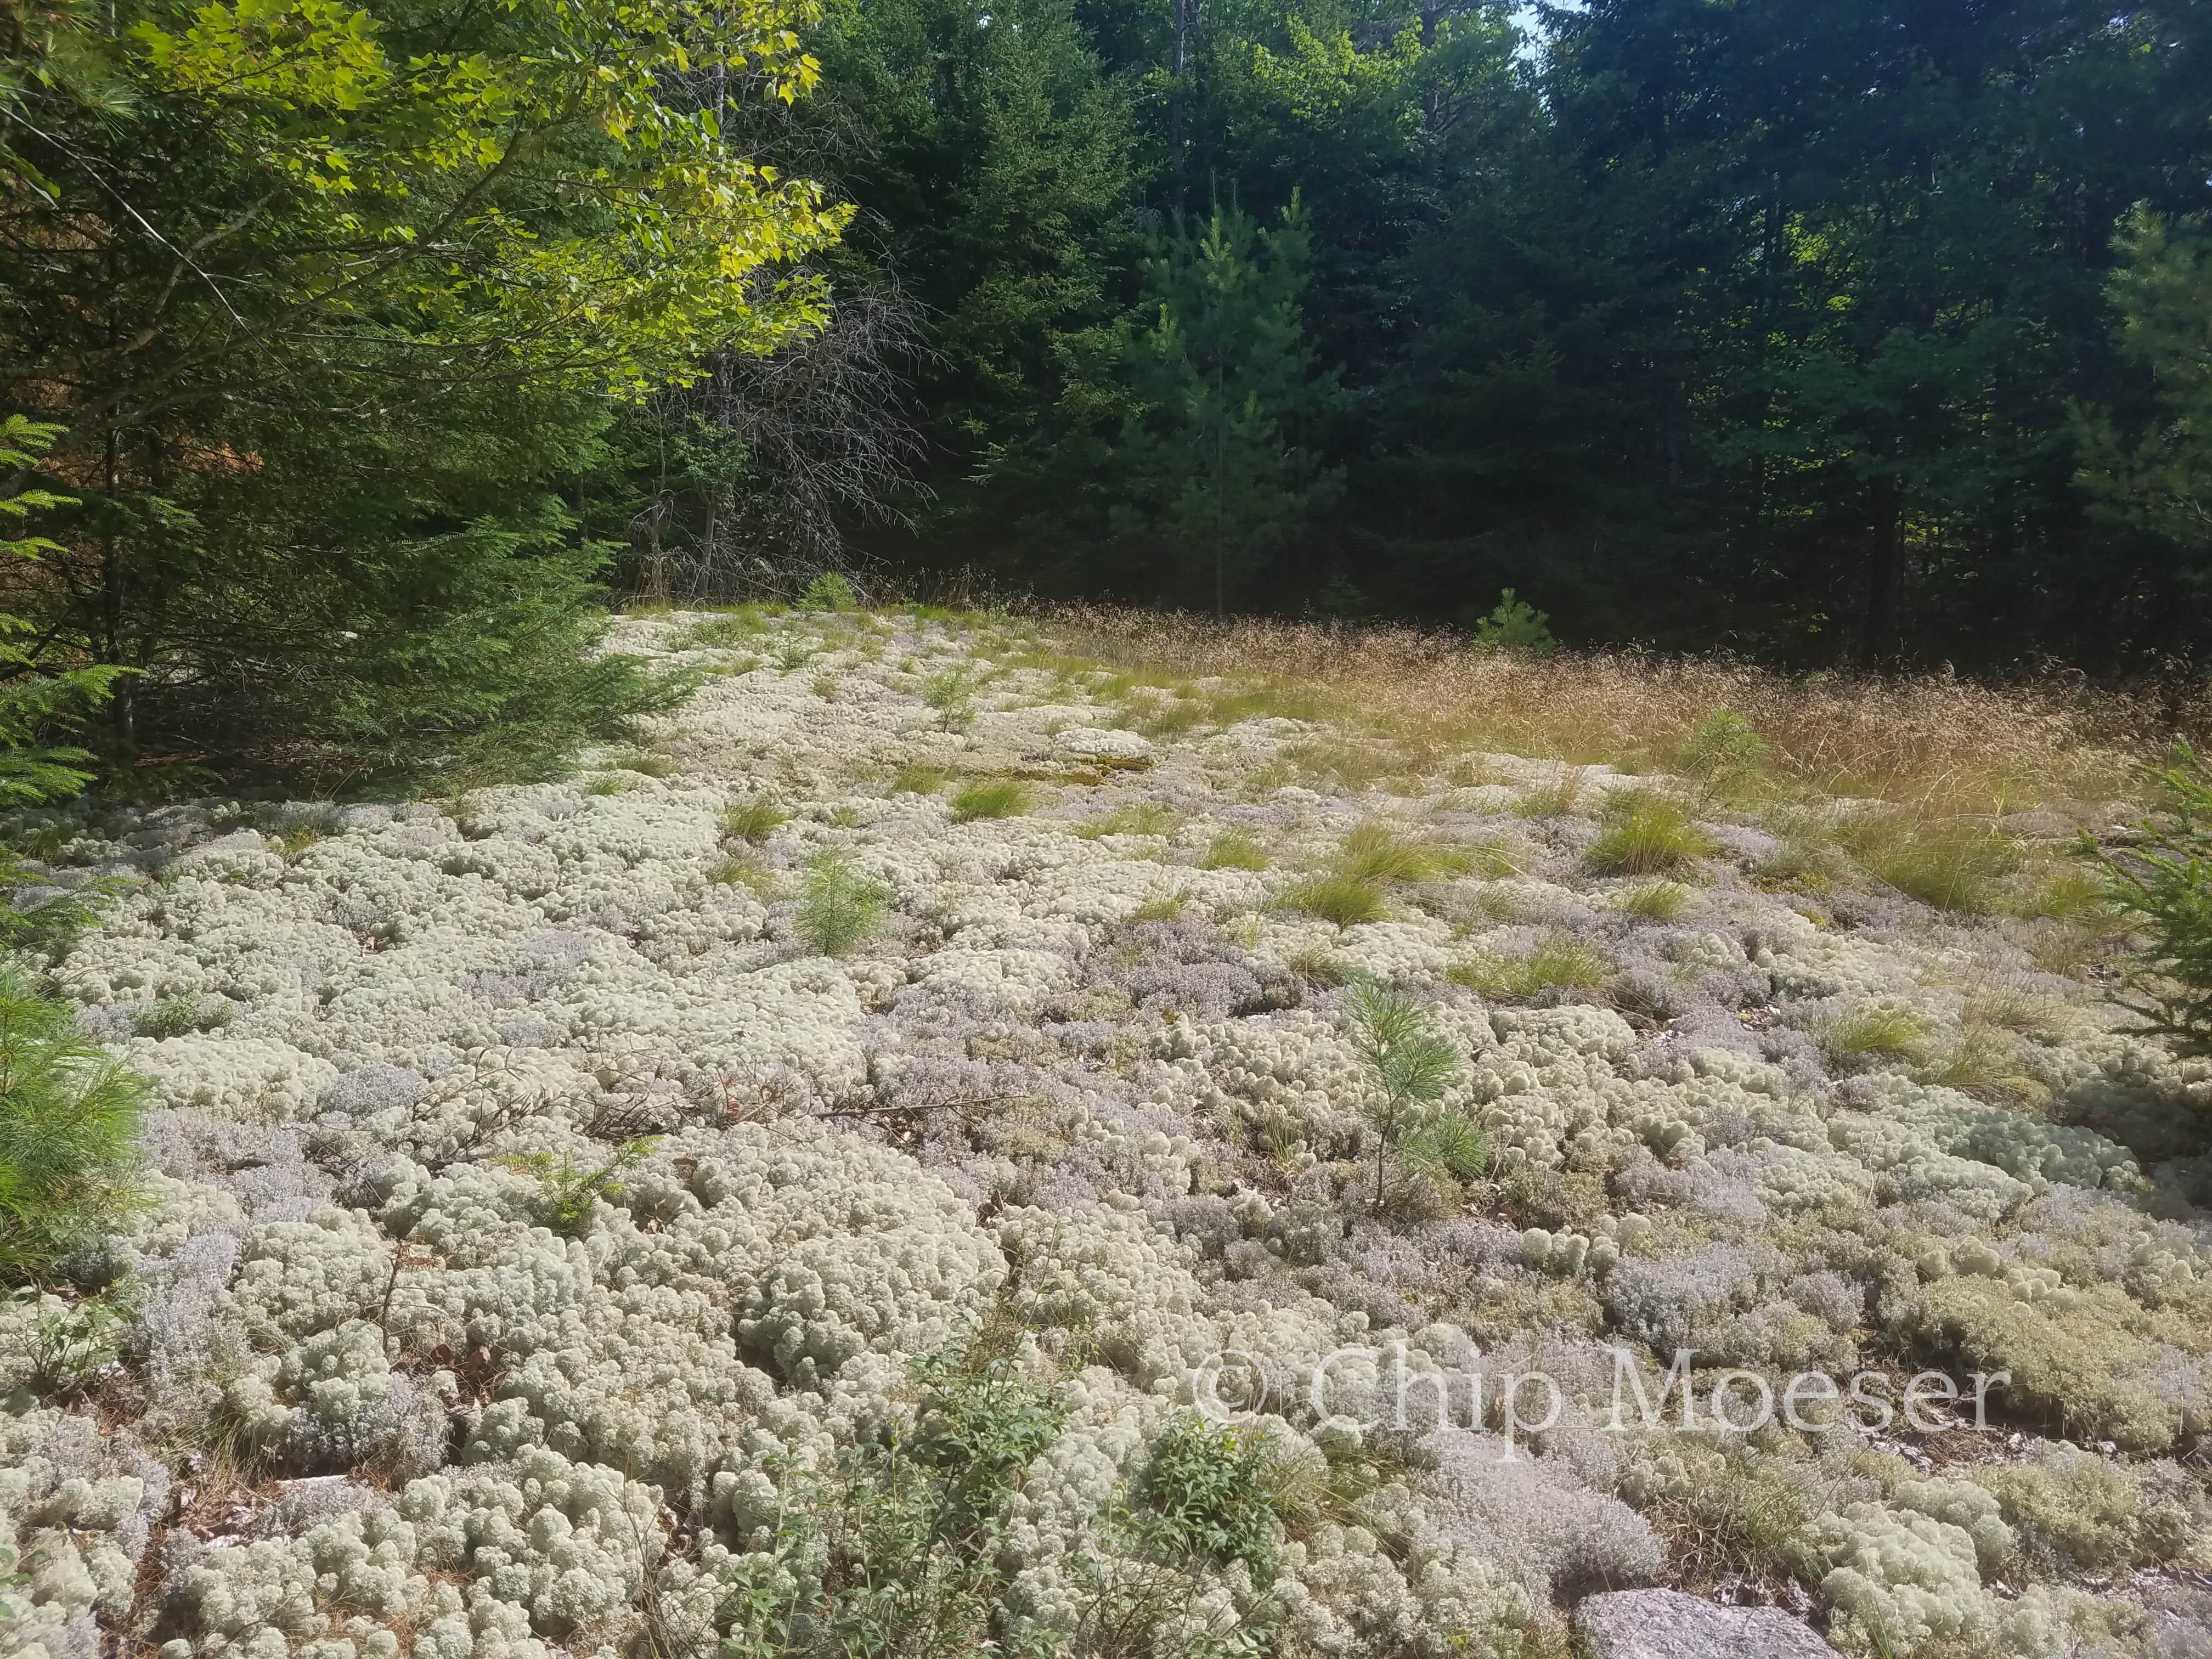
[1575,1589,1840,1658]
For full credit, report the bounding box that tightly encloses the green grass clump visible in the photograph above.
[1337,822,1453,883]
[1585,790,1714,876]
[950,780,1030,823]
[889,763,951,796]
[1198,830,1270,871]
[2010,866,2112,927]
[1447,933,1611,999]
[668,611,769,651]
[1838,812,2021,913]
[583,774,638,796]
[1612,879,1693,919]
[1278,873,1389,928]
[1510,770,1585,818]
[1072,801,1180,840]
[721,798,791,844]
[1820,1005,1932,1065]
[797,850,890,957]
[1925,1023,2046,1106]
[611,752,677,777]
[1,961,147,1282]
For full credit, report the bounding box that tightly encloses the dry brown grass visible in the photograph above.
[1047,606,2196,815]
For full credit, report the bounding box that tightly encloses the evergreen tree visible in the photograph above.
[1107,199,1340,616]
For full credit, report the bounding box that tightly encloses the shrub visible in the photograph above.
[0,960,147,1282]
[1345,976,1460,1211]
[1677,708,1769,790]
[1585,791,1713,876]
[1132,1414,1285,1584]
[713,1335,1067,1658]
[1198,829,1269,870]
[1278,873,1388,928]
[721,798,791,844]
[797,572,859,612]
[923,667,976,732]
[497,1136,661,1236]
[797,850,891,957]
[949,779,1029,822]
[1472,588,1556,657]
[2081,742,2212,1053]
[669,610,768,651]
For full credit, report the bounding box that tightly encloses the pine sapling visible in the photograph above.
[1343,977,1460,1212]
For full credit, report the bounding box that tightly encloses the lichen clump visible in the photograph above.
[3,609,2208,1659]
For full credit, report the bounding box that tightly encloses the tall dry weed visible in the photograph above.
[1049,606,2191,815]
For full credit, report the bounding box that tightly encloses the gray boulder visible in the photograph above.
[1575,1590,1839,1659]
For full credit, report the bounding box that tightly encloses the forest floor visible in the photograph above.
[3,603,2210,1659]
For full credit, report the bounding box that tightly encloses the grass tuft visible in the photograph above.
[890,763,952,796]
[951,779,1030,823]
[1838,814,2022,913]
[1279,874,1390,928]
[1612,879,1694,920]
[1198,830,1270,871]
[722,799,791,844]
[1585,791,1714,876]
[1821,1005,1932,1065]
[1447,932,1611,999]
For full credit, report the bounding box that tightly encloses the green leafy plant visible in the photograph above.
[0,856,134,956]
[497,1136,661,1236]
[0,960,147,1282]
[26,1283,134,1396]
[797,572,859,611]
[2080,741,2212,1053]
[1586,791,1714,876]
[1472,588,1556,657]
[949,779,1029,823]
[710,1332,1068,1658]
[1131,1414,1286,1585]
[797,849,891,957]
[132,996,234,1040]
[1344,975,1461,1211]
